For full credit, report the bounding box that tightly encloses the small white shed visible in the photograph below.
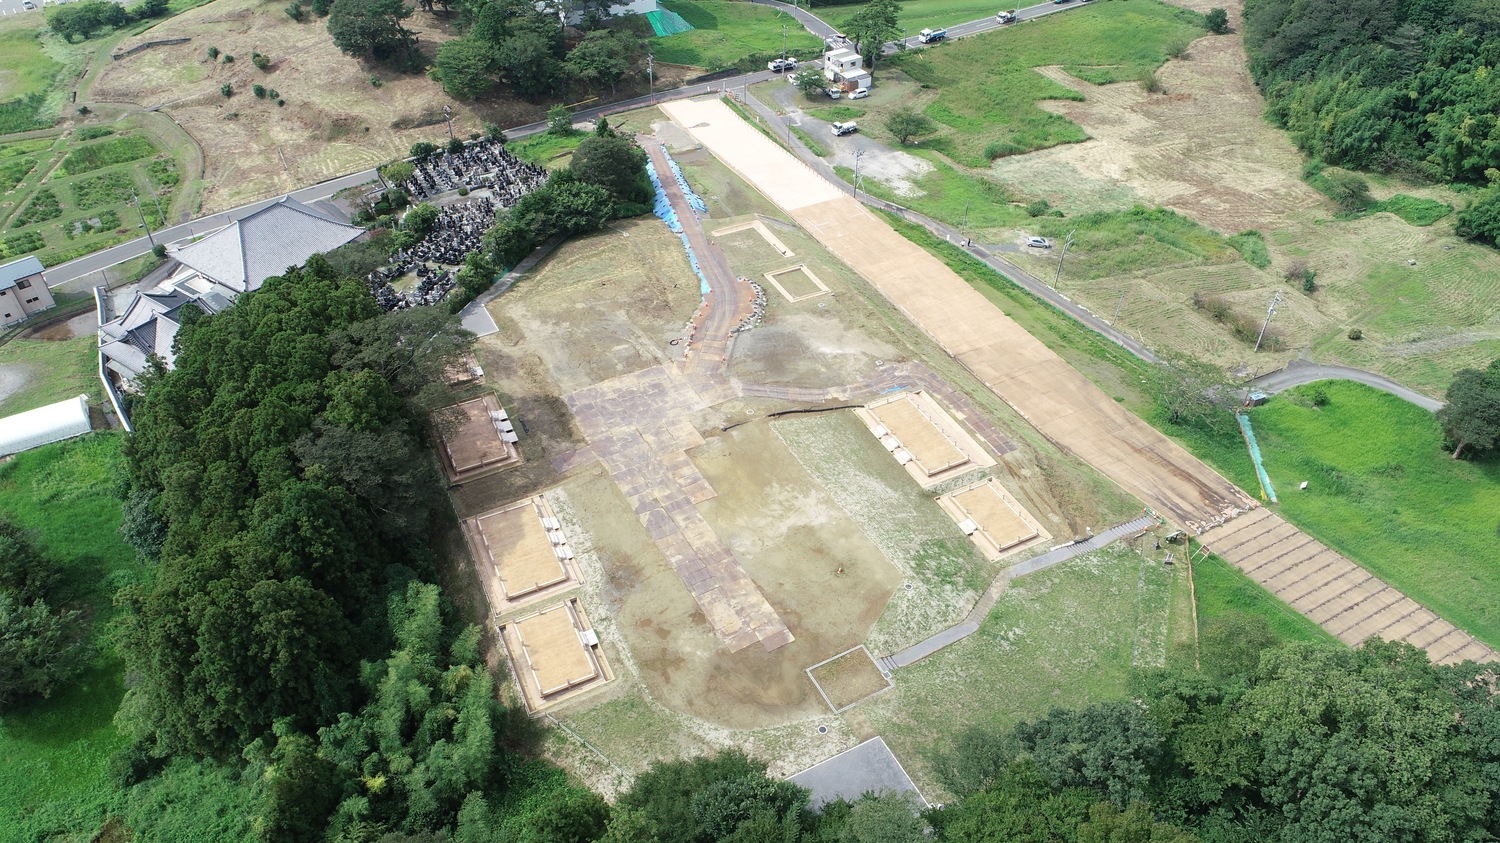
[0,394,94,457]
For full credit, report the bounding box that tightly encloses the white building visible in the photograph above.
[822,48,870,92]
[0,394,93,457]
[97,196,363,392]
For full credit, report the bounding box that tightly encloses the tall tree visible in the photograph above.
[1437,359,1500,458]
[433,37,499,99]
[499,30,561,102]
[327,0,416,62]
[569,134,647,202]
[842,0,901,71]
[118,257,471,757]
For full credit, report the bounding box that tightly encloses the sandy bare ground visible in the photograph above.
[90,0,694,214]
[1006,39,1324,237]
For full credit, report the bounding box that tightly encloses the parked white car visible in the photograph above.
[767,58,798,72]
[848,89,870,99]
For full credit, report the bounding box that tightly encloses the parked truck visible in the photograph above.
[831,121,859,136]
[918,28,947,43]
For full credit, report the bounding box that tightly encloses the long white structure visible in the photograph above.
[0,394,93,457]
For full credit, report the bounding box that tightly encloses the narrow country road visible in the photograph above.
[1249,358,1444,411]
[41,0,1091,290]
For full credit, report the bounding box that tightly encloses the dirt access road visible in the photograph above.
[659,96,1497,665]
[661,97,1251,534]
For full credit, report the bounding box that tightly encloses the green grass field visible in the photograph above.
[883,1,1204,166]
[0,434,138,843]
[814,0,1033,34]
[0,336,102,417]
[1217,383,1500,648]
[654,0,824,69]
[0,19,63,134]
[864,545,1172,798]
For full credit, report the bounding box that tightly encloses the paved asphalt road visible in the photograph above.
[1249,358,1445,412]
[38,0,1097,289]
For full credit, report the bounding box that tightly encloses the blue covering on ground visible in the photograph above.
[646,154,712,296]
[1237,412,1278,503]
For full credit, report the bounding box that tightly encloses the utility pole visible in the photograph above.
[144,175,165,225]
[1111,290,1126,325]
[782,24,788,64]
[852,148,865,199]
[648,54,655,102]
[962,199,971,246]
[1052,229,1074,288]
[443,105,454,141]
[132,190,156,248]
[1253,290,1283,353]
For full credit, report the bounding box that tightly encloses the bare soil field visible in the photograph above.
[89,0,695,213]
[454,139,1151,793]
[808,647,890,711]
[983,10,1500,392]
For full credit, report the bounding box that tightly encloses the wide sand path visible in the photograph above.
[659,97,1497,664]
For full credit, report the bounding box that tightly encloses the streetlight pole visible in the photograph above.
[132,190,156,248]
[1052,229,1074,288]
[1253,290,1283,353]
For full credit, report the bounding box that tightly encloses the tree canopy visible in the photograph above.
[1437,358,1500,458]
[1243,0,1500,183]
[328,0,417,63]
[116,256,472,758]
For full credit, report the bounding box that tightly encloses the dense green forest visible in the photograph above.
[1244,0,1500,243]
[1244,0,1500,183]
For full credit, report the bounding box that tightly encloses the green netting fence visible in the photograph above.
[646,8,695,36]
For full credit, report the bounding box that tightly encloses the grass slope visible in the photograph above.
[864,545,1172,798]
[886,1,1204,166]
[654,0,824,69]
[0,336,101,417]
[0,20,63,134]
[1222,383,1500,648]
[0,435,138,843]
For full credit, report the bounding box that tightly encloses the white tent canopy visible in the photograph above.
[0,394,93,457]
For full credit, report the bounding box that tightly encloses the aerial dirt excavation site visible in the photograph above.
[436,95,1494,798]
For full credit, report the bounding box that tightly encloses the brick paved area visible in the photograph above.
[560,366,793,652]
[1197,509,1497,664]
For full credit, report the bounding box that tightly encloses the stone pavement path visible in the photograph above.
[1196,508,1495,664]
[559,366,793,653]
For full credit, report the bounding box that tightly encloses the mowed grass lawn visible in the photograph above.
[864,545,1172,798]
[1227,382,1500,650]
[655,0,824,68]
[0,434,137,842]
[0,336,102,417]
[817,0,1025,35]
[886,0,1205,165]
